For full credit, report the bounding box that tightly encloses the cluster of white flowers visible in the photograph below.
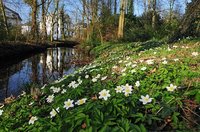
[114,82,140,97]
[50,86,61,93]
[162,60,168,65]
[64,98,87,110]
[92,74,101,82]
[68,78,82,88]
[192,52,198,57]
[146,59,154,65]
[173,58,179,62]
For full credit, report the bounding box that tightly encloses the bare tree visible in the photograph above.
[152,0,156,29]
[114,0,117,15]
[0,0,9,35]
[169,0,175,25]
[118,0,126,38]
[41,0,47,41]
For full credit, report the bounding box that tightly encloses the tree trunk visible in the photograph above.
[169,0,175,25]
[50,16,54,42]
[60,6,65,40]
[41,0,47,41]
[114,0,117,15]
[0,0,9,36]
[88,0,98,41]
[143,0,147,13]
[152,0,156,29]
[31,0,38,42]
[82,0,86,24]
[148,0,151,11]
[118,0,126,38]
[55,0,59,40]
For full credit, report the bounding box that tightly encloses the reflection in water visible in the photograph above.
[0,47,76,101]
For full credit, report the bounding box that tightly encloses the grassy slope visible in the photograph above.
[0,40,200,131]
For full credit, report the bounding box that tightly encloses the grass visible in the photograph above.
[0,39,199,131]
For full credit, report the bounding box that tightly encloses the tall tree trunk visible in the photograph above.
[143,0,147,13]
[148,0,151,11]
[169,0,175,25]
[118,0,126,38]
[82,0,86,24]
[114,0,117,15]
[31,0,38,42]
[152,0,156,29]
[41,0,47,41]
[55,0,59,40]
[60,5,65,40]
[50,16,54,42]
[88,0,98,41]
[108,0,112,13]
[82,0,86,39]
[0,0,9,36]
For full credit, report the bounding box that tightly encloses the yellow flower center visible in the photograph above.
[144,97,149,102]
[102,92,107,96]
[169,87,174,91]
[125,89,130,93]
[79,100,84,105]
[66,102,71,106]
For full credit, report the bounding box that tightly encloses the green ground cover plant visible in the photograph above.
[0,40,200,131]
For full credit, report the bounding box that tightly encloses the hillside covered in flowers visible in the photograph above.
[0,40,200,131]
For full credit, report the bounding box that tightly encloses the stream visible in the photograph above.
[0,47,78,101]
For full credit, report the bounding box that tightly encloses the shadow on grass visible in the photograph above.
[135,40,165,52]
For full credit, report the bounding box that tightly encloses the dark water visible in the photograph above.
[0,47,77,101]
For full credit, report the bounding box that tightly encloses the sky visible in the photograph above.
[4,0,191,24]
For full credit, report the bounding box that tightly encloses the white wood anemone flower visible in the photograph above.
[115,86,123,93]
[28,116,38,125]
[52,87,61,93]
[92,78,98,82]
[122,84,133,97]
[0,109,3,116]
[50,107,59,118]
[166,84,177,92]
[64,99,74,110]
[99,89,111,100]
[75,98,87,105]
[85,75,89,79]
[139,95,153,105]
[141,67,147,71]
[135,81,140,87]
[46,95,54,103]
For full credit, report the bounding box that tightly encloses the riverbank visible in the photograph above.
[0,40,79,69]
[0,40,199,131]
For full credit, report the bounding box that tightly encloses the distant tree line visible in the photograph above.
[0,0,199,44]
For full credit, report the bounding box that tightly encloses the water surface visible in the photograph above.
[0,47,77,101]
